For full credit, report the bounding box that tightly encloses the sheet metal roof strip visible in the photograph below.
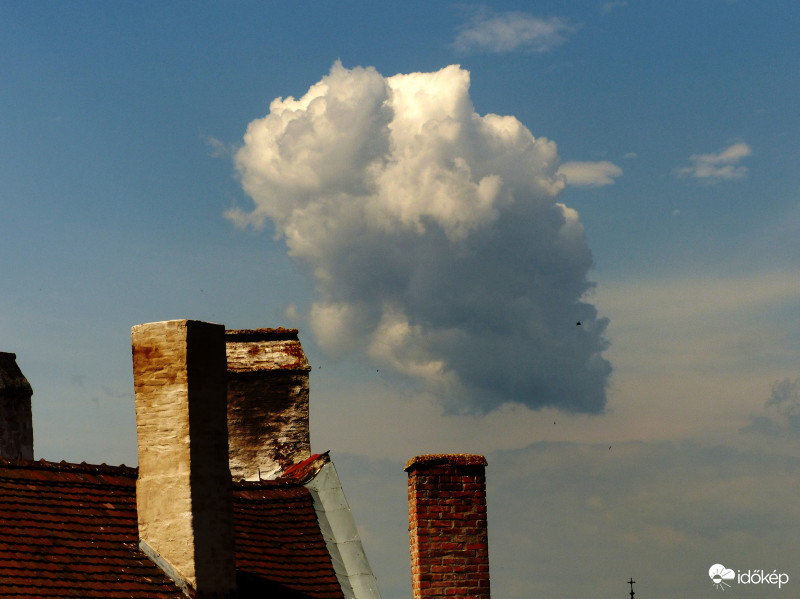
[305,461,382,599]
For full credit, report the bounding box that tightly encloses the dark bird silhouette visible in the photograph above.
[576,321,581,326]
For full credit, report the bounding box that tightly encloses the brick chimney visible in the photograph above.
[132,320,236,598]
[405,454,490,599]
[225,328,311,480]
[0,352,34,461]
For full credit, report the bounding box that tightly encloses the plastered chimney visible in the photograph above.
[132,320,236,598]
[406,454,490,599]
[0,352,34,461]
[225,328,311,480]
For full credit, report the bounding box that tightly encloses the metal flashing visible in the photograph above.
[304,461,382,599]
[139,539,192,598]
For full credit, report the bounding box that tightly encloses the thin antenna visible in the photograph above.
[628,578,636,599]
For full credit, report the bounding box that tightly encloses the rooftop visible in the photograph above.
[0,457,344,599]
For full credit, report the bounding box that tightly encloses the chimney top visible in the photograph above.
[404,453,488,471]
[225,328,310,373]
[0,353,33,395]
[225,327,299,340]
[0,352,34,461]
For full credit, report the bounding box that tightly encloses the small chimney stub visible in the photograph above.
[0,352,34,461]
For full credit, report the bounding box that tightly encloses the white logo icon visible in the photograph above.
[709,564,735,590]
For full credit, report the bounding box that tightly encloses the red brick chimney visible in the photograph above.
[0,352,34,461]
[132,320,236,598]
[225,328,311,480]
[405,454,490,599]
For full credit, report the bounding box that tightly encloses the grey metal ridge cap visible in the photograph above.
[304,460,382,599]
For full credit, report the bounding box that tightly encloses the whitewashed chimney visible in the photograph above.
[132,320,236,598]
[225,328,311,480]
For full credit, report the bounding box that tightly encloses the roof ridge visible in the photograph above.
[233,476,305,489]
[0,457,137,476]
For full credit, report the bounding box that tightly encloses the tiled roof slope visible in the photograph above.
[234,481,343,598]
[0,459,180,598]
[0,458,345,599]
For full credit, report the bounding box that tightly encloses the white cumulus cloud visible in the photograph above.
[228,62,611,413]
[453,10,576,54]
[557,161,623,187]
[676,141,752,182]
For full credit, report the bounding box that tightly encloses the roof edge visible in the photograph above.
[0,457,137,476]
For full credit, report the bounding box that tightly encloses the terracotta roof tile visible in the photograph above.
[0,458,344,598]
[281,452,331,483]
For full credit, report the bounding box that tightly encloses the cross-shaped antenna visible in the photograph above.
[628,578,636,599]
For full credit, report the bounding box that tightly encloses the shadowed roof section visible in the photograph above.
[0,458,344,599]
[234,478,344,599]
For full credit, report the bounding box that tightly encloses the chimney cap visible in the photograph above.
[404,453,487,472]
[225,328,309,373]
[0,352,32,394]
[225,328,299,341]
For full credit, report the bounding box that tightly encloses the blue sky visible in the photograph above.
[2,2,800,598]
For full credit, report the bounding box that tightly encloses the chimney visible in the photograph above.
[405,454,490,599]
[132,320,236,598]
[225,328,311,480]
[0,352,34,461]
